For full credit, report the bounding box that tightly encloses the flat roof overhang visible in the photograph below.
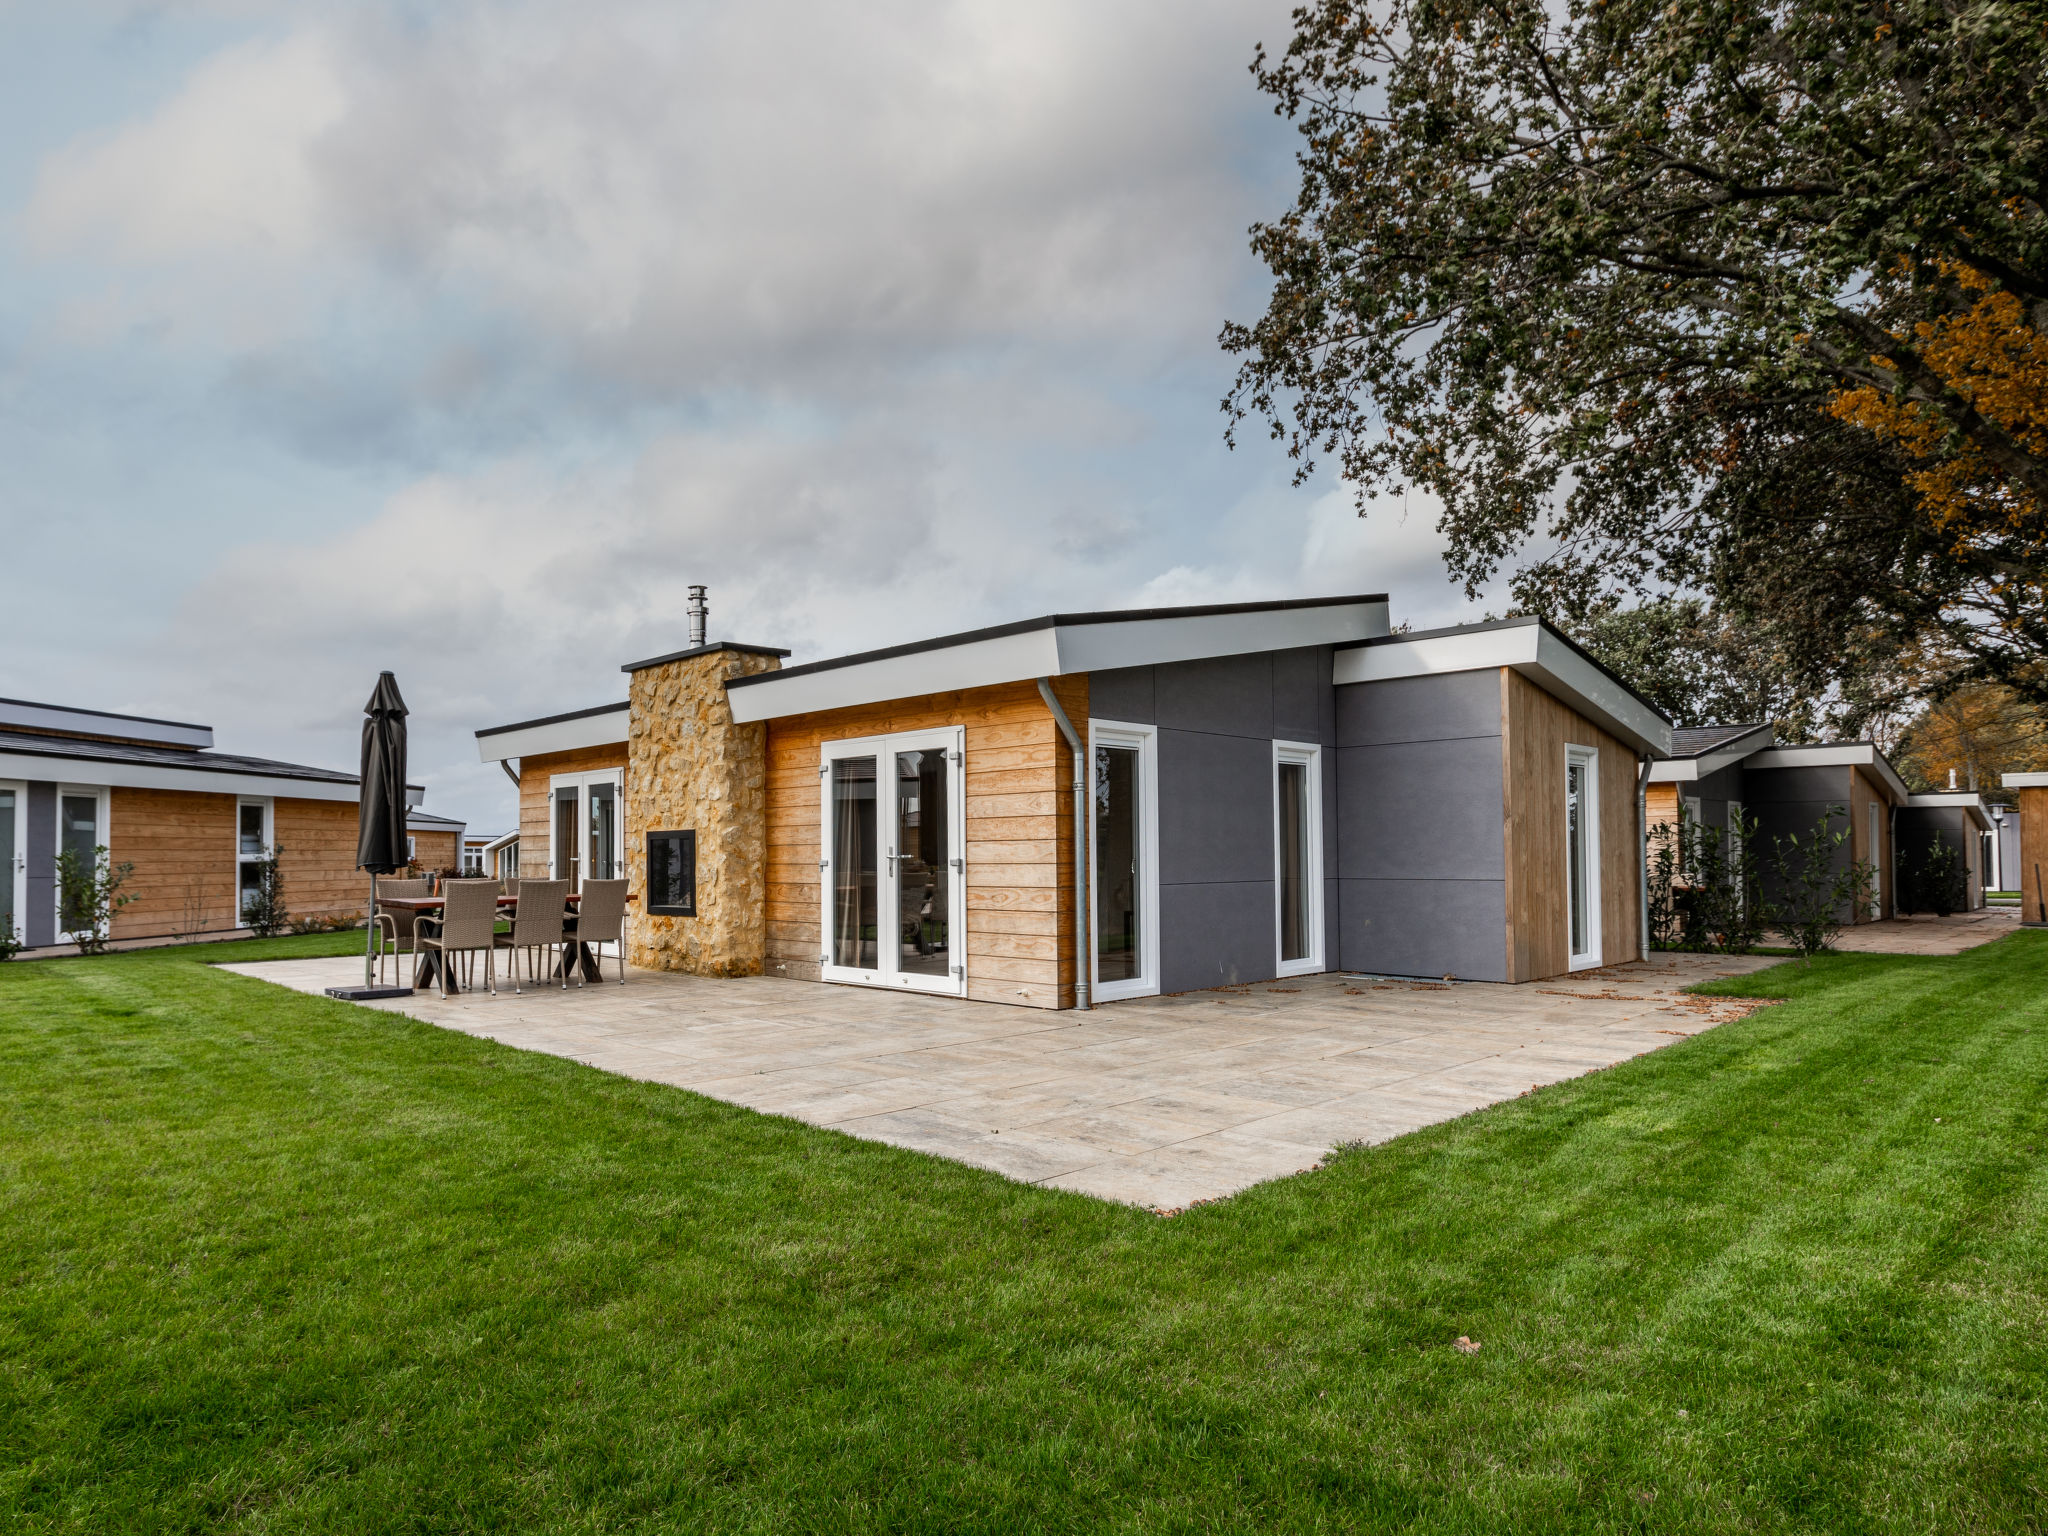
[475,701,629,762]
[724,595,1391,724]
[1332,616,1673,757]
[0,749,421,806]
[1745,743,1913,803]
[1648,723,1777,783]
[0,696,213,750]
[1904,792,1995,830]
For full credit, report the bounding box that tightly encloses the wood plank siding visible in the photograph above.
[408,830,459,872]
[517,744,628,878]
[2019,786,2048,924]
[763,677,1087,1009]
[107,789,365,940]
[1500,669,1643,979]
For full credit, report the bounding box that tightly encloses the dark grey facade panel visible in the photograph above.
[1156,728,1275,886]
[1336,737,1505,882]
[1338,877,1509,982]
[1155,651,1276,739]
[1158,880,1276,992]
[1742,765,1849,804]
[1086,664,1155,725]
[1270,646,1325,743]
[25,781,55,948]
[1335,669,1501,748]
[1692,762,1748,803]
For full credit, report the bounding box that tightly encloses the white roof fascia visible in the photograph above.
[1906,792,1993,830]
[482,830,521,852]
[1647,728,1775,783]
[0,751,414,805]
[475,706,628,762]
[723,601,1394,725]
[2003,771,2048,788]
[0,698,212,749]
[1747,744,1912,803]
[1332,622,1672,757]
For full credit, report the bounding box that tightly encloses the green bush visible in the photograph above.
[54,846,137,957]
[1647,804,1766,953]
[1768,806,1877,964]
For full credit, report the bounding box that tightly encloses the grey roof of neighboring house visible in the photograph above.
[406,810,468,830]
[0,727,358,784]
[1669,723,1772,757]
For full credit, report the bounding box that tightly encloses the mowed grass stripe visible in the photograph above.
[0,930,2042,1533]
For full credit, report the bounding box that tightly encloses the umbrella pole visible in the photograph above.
[365,871,378,988]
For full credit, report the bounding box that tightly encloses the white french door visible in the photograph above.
[0,781,23,944]
[548,770,623,891]
[820,728,965,996]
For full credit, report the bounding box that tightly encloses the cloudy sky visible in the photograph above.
[2,0,1497,831]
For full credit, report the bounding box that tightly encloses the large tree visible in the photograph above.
[1225,0,2048,702]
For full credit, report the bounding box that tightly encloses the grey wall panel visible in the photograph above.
[1335,670,1501,747]
[1159,880,1276,991]
[1743,766,1848,804]
[1338,878,1508,982]
[1337,737,1505,881]
[1693,763,1749,803]
[24,781,55,948]
[1157,728,1274,886]
[1156,651,1274,740]
[1088,665,1155,726]
[1271,646,1326,743]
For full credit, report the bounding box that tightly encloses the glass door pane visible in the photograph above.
[892,748,951,978]
[831,756,878,969]
[1094,745,1140,982]
[0,788,16,939]
[59,794,98,934]
[588,782,619,881]
[554,787,580,887]
[1566,762,1587,955]
[1277,759,1310,962]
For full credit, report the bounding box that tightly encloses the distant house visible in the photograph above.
[404,809,468,873]
[1648,726,1995,917]
[477,830,520,879]
[1,695,426,949]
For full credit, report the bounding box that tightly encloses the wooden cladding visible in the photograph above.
[517,744,627,879]
[1500,669,1643,979]
[764,677,1087,1009]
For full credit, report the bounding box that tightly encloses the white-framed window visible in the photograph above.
[0,778,24,945]
[1868,801,1883,919]
[493,839,520,880]
[548,769,624,890]
[1565,745,1602,970]
[1090,720,1160,1001]
[236,797,274,925]
[1273,740,1325,977]
[819,728,966,997]
[406,834,417,861]
[55,784,111,943]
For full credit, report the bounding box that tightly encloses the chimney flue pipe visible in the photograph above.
[687,585,708,648]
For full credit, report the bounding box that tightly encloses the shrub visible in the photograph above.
[241,842,290,938]
[1918,837,1969,917]
[54,846,138,956]
[1768,806,1876,964]
[1647,804,1766,954]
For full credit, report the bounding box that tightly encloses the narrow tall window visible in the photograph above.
[588,781,619,881]
[236,800,269,923]
[59,793,101,935]
[1273,741,1324,976]
[554,788,579,886]
[0,787,17,940]
[1094,744,1140,983]
[1565,746,1600,967]
[893,748,951,977]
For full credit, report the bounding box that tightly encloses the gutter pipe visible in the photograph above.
[1637,752,1652,961]
[1036,678,1090,1011]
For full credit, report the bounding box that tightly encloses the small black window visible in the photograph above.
[646,830,696,916]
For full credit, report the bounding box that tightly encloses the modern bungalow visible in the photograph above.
[1648,725,1998,916]
[1,695,423,950]
[2007,771,2048,924]
[475,597,1672,1005]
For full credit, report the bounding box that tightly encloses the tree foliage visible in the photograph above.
[1226,0,2048,700]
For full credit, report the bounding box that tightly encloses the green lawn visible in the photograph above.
[2,933,2044,1533]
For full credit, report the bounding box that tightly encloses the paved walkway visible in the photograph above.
[222,953,1779,1211]
[1775,905,2021,956]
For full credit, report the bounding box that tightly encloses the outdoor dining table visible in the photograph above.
[376,890,600,991]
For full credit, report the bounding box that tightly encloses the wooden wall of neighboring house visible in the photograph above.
[408,830,459,871]
[2019,786,2048,924]
[275,798,368,921]
[1848,766,1894,922]
[108,787,238,939]
[763,676,1088,1009]
[517,745,629,878]
[1500,669,1643,979]
[106,789,366,939]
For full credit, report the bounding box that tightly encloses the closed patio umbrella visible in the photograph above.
[327,672,415,999]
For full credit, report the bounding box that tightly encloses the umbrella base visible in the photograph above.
[324,985,415,1001]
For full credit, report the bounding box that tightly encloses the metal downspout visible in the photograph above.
[1637,752,1652,961]
[1037,678,1090,1011]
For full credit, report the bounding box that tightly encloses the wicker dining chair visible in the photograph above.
[498,878,570,993]
[572,878,629,986]
[416,879,502,998]
[371,876,434,987]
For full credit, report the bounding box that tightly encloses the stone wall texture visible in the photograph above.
[626,649,782,975]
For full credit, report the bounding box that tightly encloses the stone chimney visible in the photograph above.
[622,636,786,976]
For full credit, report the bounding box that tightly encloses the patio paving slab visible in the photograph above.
[218,951,1779,1210]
